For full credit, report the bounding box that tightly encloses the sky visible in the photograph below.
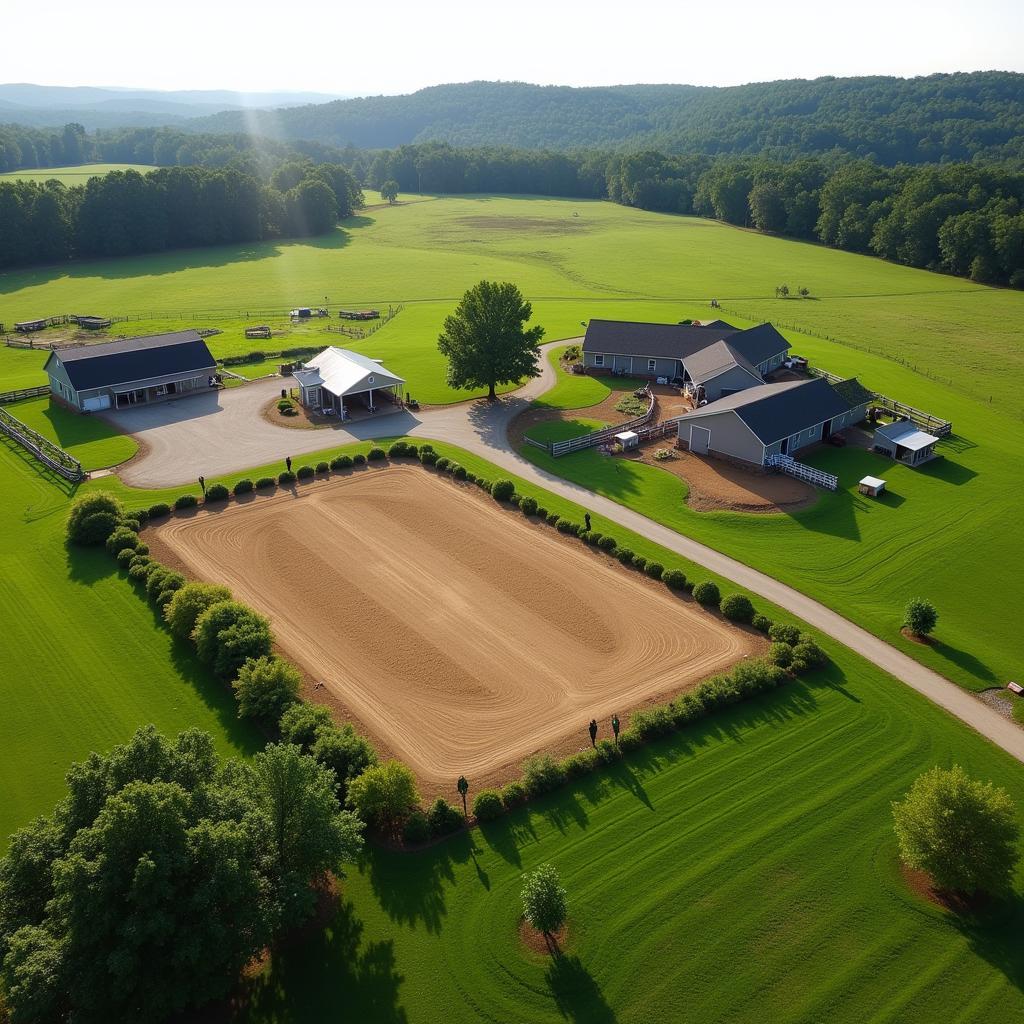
[5,0,1023,95]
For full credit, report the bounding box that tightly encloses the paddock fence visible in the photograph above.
[0,405,84,482]
[765,453,838,491]
[0,385,50,404]
[547,387,655,457]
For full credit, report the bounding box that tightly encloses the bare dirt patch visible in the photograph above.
[519,917,570,956]
[900,863,988,915]
[624,444,819,515]
[149,467,760,787]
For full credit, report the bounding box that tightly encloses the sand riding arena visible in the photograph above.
[150,466,761,786]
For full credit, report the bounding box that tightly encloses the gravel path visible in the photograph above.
[110,341,1024,763]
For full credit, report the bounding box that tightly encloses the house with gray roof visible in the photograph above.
[676,377,872,467]
[44,330,218,413]
[581,319,790,391]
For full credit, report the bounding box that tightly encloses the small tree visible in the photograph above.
[893,765,1019,895]
[66,492,124,545]
[347,760,420,831]
[521,863,568,937]
[193,600,273,678]
[311,725,378,803]
[438,280,545,400]
[904,599,938,637]
[232,655,301,722]
[165,582,232,639]
[380,180,399,204]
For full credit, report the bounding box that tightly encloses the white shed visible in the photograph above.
[615,431,639,451]
[873,420,939,467]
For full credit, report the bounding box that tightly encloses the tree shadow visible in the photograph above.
[478,810,539,868]
[917,457,978,487]
[545,953,618,1024]
[949,891,1024,995]
[235,899,408,1023]
[929,638,998,683]
[0,433,81,501]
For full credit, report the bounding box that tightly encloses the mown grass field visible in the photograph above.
[0,163,154,184]
[2,425,1022,1023]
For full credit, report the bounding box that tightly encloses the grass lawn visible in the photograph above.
[0,163,154,184]
[1,434,1023,1022]
[525,416,608,444]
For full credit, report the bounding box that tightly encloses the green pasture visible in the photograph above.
[0,163,154,185]
[2,426,1023,1022]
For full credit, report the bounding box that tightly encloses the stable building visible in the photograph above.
[45,330,218,413]
[293,347,405,418]
[677,377,872,467]
[873,420,939,467]
[581,319,790,386]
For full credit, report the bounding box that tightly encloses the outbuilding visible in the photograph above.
[873,420,939,467]
[44,330,219,413]
[293,347,405,418]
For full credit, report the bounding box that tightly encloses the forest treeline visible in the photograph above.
[0,161,362,267]
[190,74,1024,164]
[2,125,1022,287]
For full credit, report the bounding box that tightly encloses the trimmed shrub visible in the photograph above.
[645,561,664,580]
[279,702,334,752]
[476,477,491,491]
[367,447,386,461]
[119,518,141,535]
[388,442,409,458]
[204,483,229,502]
[146,567,185,606]
[296,465,314,480]
[428,797,464,836]
[419,444,435,454]
[404,443,419,457]
[561,748,599,780]
[768,641,794,668]
[233,478,254,495]
[597,535,617,552]
[451,464,468,480]
[165,582,233,639]
[546,512,561,526]
[132,507,150,526]
[115,546,138,568]
[768,622,800,646]
[147,502,170,519]
[67,492,124,545]
[616,547,635,565]
[402,810,431,845]
[472,789,505,822]
[466,472,477,484]
[315,461,330,475]
[595,738,619,764]
[501,781,526,808]
[662,568,687,590]
[720,593,755,623]
[618,728,643,752]
[193,600,273,678]
[255,477,276,490]
[631,554,648,571]
[134,543,149,557]
[792,640,828,673]
[490,479,515,502]
[232,655,301,722]
[419,448,438,466]
[752,613,773,633]
[105,526,140,557]
[174,494,198,510]
[278,470,297,485]
[692,581,721,607]
[311,724,378,802]
[435,457,451,472]
[556,520,579,535]
[353,453,366,466]
[347,760,420,829]
[630,705,675,740]
[330,454,354,470]
[586,531,602,546]
[127,557,156,583]
[521,754,566,797]
[518,496,538,515]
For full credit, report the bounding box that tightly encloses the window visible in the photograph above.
[647,359,657,372]
[594,354,604,367]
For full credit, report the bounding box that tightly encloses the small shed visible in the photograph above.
[73,315,112,330]
[15,318,48,333]
[873,420,939,467]
[616,431,639,451]
[858,476,886,498]
[245,325,271,339]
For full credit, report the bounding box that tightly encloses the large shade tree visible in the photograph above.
[437,280,545,400]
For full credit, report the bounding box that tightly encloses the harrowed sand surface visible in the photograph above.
[152,466,760,783]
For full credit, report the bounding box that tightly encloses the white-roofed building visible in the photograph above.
[873,420,939,466]
[292,347,405,418]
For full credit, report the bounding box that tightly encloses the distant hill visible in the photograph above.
[0,84,346,130]
[190,74,1024,164]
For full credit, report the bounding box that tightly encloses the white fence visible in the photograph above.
[547,387,655,457]
[765,453,837,491]
[0,405,84,482]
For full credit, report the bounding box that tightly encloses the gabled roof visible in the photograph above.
[299,347,404,397]
[832,376,874,407]
[45,330,216,391]
[683,377,851,445]
[684,339,762,386]
[724,323,790,367]
[582,319,739,360]
[875,420,939,452]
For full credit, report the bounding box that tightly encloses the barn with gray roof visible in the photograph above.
[44,330,218,412]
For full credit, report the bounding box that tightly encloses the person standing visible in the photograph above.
[198,475,206,496]
[286,456,292,473]
[584,512,592,531]
[612,714,620,745]
[588,719,598,747]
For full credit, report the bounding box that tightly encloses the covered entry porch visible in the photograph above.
[292,346,405,421]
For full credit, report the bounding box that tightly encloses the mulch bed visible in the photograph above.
[900,863,988,914]
[519,917,570,956]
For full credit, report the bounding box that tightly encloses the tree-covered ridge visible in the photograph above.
[190,73,1024,163]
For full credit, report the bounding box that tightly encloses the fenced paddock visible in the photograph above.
[546,386,655,457]
[766,453,838,491]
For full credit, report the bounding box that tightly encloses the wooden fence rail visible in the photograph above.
[0,405,84,482]
[0,385,50,404]
[548,387,655,457]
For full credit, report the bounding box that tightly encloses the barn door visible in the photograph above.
[690,425,711,455]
